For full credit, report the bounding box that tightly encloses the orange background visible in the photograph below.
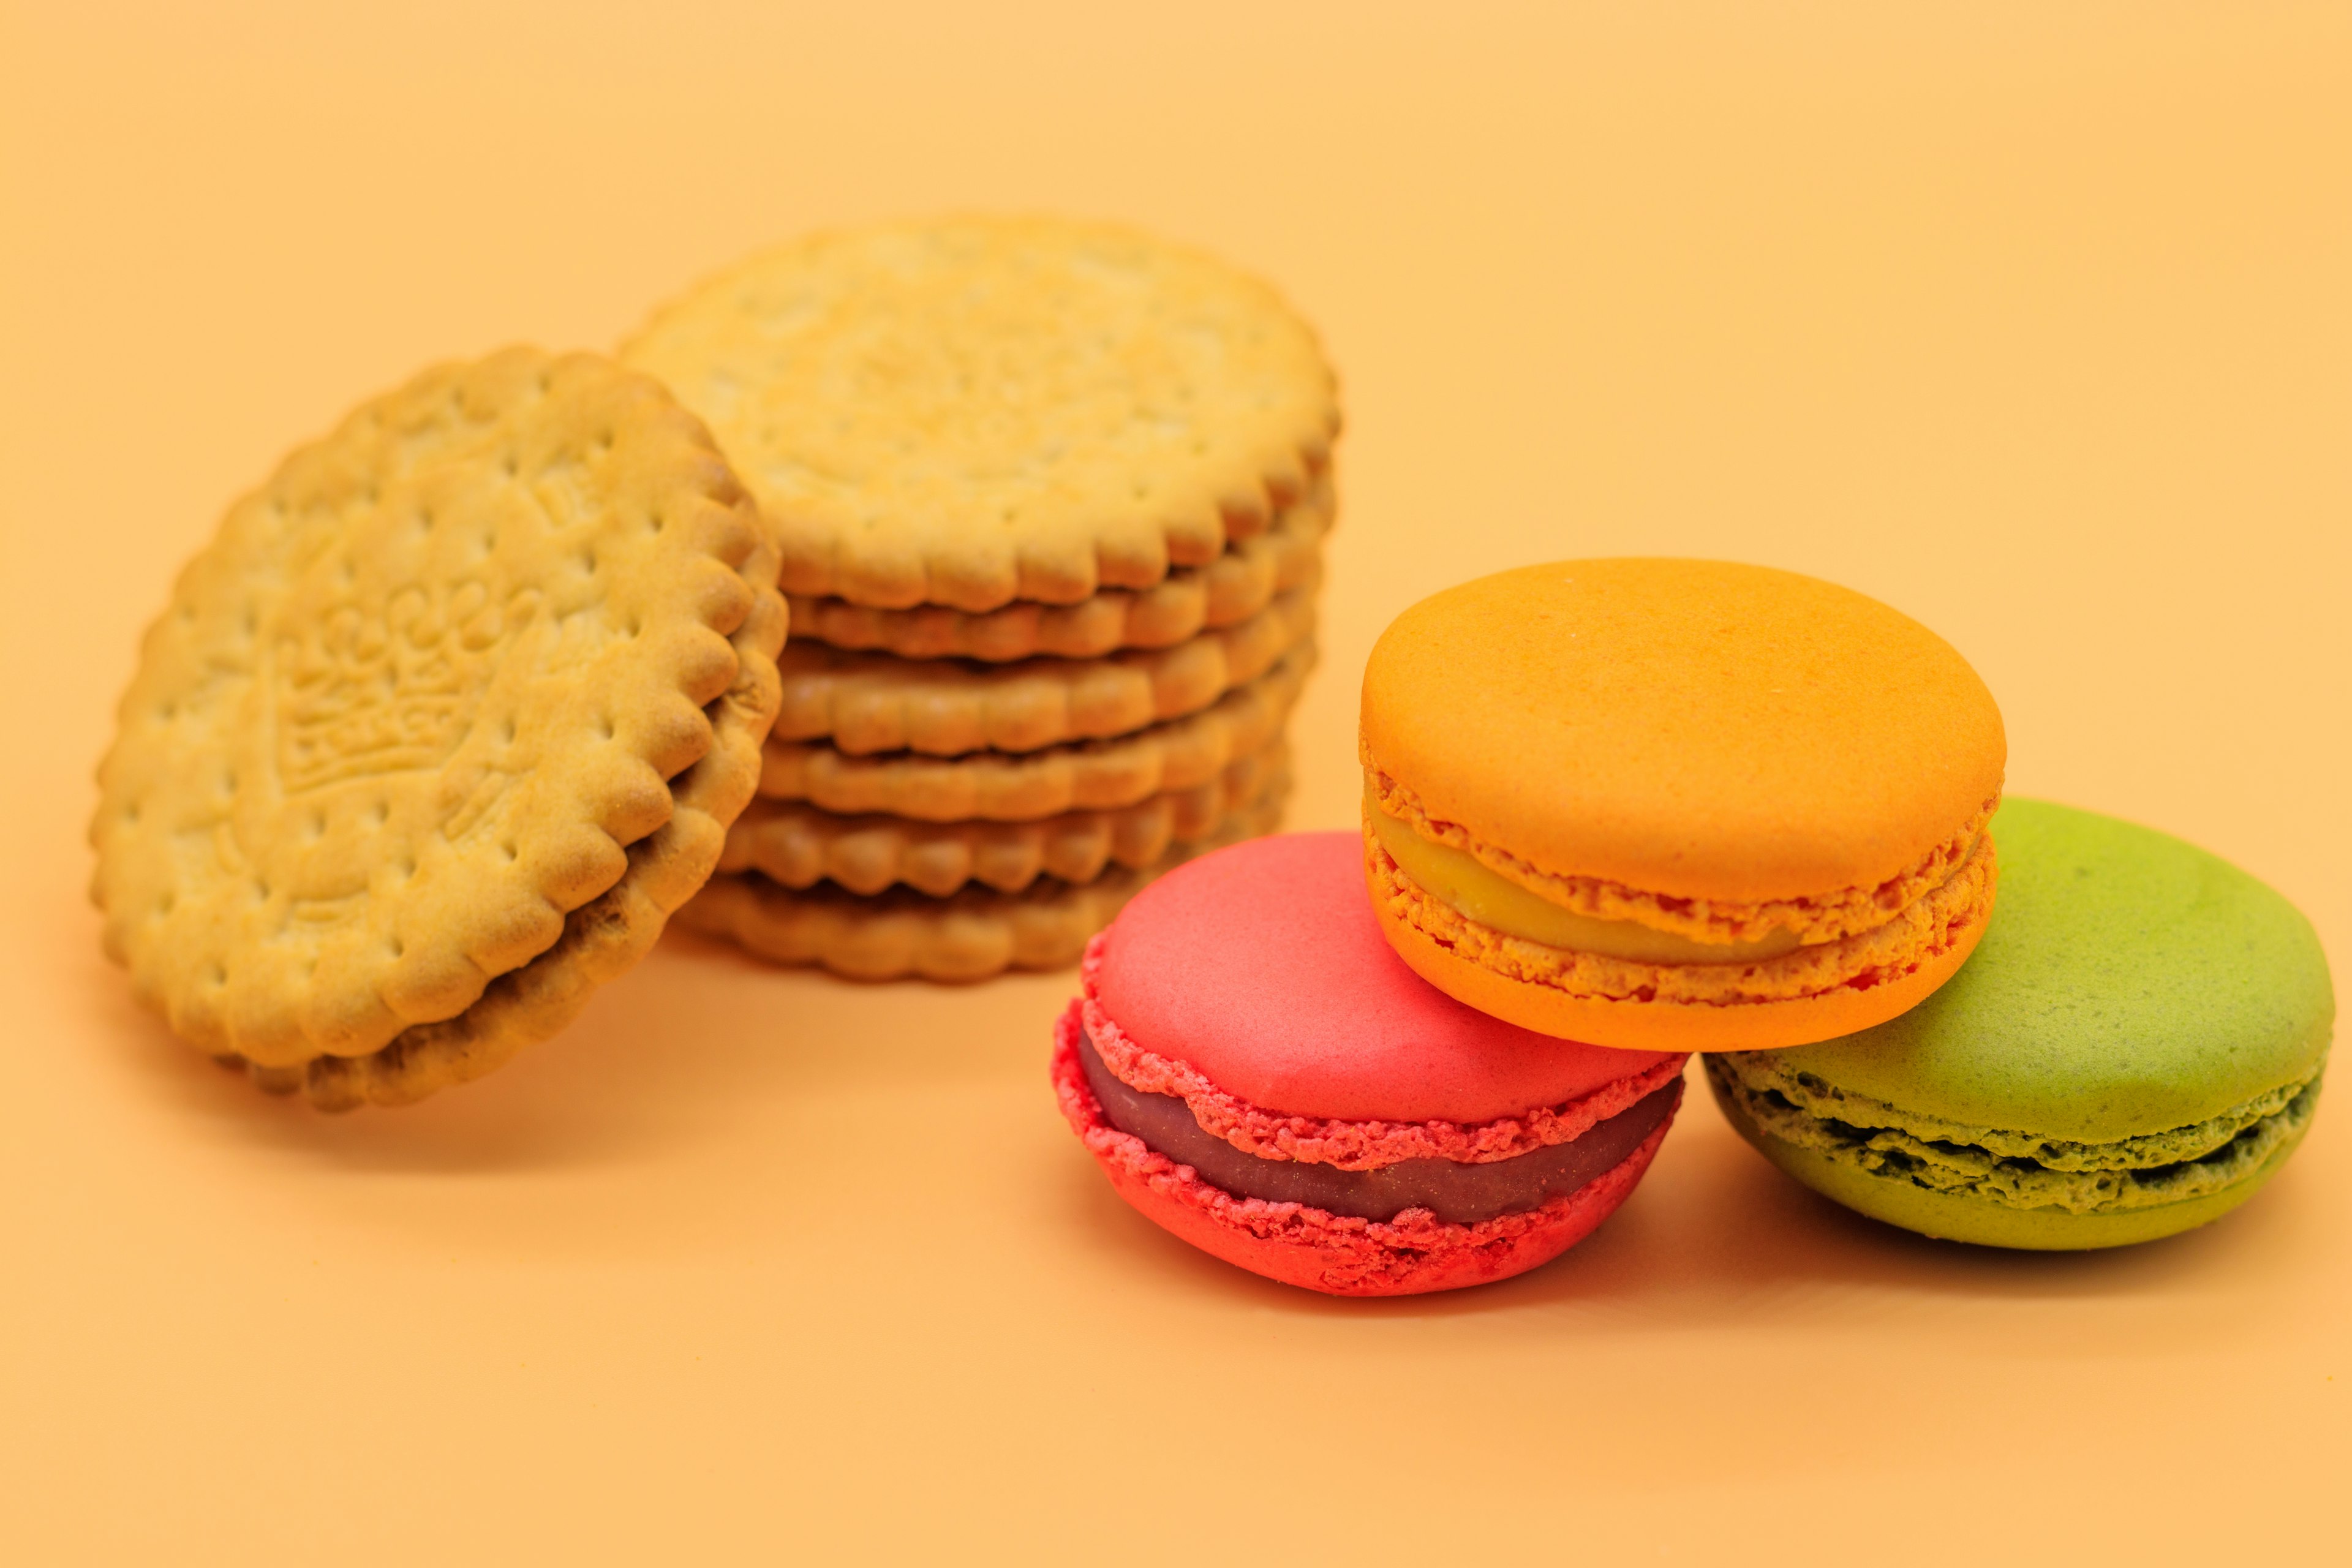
[2,3,2346,1561]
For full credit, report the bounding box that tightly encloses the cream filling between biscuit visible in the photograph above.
[1366,794,1809,965]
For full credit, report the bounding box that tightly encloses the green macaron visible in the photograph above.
[1705,797,2332,1250]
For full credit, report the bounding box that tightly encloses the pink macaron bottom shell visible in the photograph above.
[1053,1003,1682,1297]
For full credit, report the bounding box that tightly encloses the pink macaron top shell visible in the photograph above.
[1091,831,1676,1124]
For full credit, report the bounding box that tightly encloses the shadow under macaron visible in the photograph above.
[1060,1061,2321,1338]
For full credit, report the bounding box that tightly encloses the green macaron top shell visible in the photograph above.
[1758,797,2332,1144]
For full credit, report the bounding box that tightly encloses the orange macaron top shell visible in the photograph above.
[1362,559,2004,903]
[1360,559,2005,1051]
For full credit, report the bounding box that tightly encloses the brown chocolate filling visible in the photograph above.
[1077,1033,1681,1224]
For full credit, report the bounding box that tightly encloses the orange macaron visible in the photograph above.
[1359,559,2005,1052]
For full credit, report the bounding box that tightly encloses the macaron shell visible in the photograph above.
[1055,1011,1677,1295]
[1762,798,2335,1141]
[1092,831,1675,1124]
[1372,884,1989,1050]
[1360,559,2005,900]
[1711,1074,2312,1250]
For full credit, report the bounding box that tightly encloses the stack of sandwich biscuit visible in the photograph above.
[624,216,1341,980]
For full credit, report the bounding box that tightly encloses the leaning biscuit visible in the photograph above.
[787,477,1332,662]
[721,740,1289,897]
[91,347,786,1107]
[758,643,1313,821]
[679,788,1289,982]
[620,214,1341,613]
[775,582,1313,757]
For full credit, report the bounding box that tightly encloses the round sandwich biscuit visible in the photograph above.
[682,770,1288,982]
[1360,559,2004,1051]
[788,475,1331,663]
[91,348,786,1108]
[1054,831,1687,1296]
[1706,798,2332,1249]
[620,214,1340,613]
[760,641,1312,822]
[721,741,1286,897]
[772,581,1313,757]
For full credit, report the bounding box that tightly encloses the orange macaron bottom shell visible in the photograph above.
[1367,837,1996,1051]
[1052,1004,1680,1296]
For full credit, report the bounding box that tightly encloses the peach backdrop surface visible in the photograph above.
[2,2,2346,1561]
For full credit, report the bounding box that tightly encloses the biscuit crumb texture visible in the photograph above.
[621,215,1340,613]
[92,348,784,1102]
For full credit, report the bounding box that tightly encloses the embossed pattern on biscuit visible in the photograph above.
[679,790,1289,982]
[757,644,1313,821]
[91,347,778,1081]
[786,478,1331,662]
[775,584,1314,756]
[722,741,1288,897]
[621,215,1341,612]
[287,529,786,1110]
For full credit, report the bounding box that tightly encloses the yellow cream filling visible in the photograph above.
[1366,794,1806,964]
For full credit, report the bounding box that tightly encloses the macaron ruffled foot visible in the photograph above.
[1705,798,2332,1249]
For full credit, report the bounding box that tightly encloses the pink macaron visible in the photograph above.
[1052,831,1688,1296]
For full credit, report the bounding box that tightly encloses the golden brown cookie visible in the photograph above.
[720,739,1287,897]
[774,582,1313,757]
[678,788,1288,982]
[758,643,1313,821]
[91,347,786,1107]
[786,476,1332,662]
[289,533,785,1110]
[620,215,1341,612]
